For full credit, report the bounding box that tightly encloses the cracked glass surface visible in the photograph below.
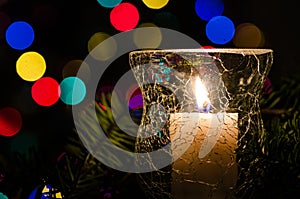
[129,49,273,199]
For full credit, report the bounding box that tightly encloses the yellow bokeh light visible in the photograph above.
[88,32,109,52]
[16,51,46,81]
[142,0,169,9]
[233,23,265,48]
[87,32,117,61]
[133,23,162,49]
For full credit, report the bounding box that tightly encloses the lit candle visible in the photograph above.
[170,77,239,199]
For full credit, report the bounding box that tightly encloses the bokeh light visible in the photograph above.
[195,0,224,21]
[206,15,235,45]
[62,59,91,83]
[60,77,86,105]
[0,12,11,40]
[142,0,169,9]
[31,77,61,106]
[125,83,141,101]
[88,32,117,61]
[5,21,34,50]
[128,92,143,124]
[201,45,215,49]
[16,51,46,81]
[126,84,143,119]
[97,0,122,8]
[233,22,265,47]
[128,93,143,110]
[28,187,38,199]
[0,107,22,137]
[0,192,8,199]
[133,23,162,49]
[153,12,180,31]
[110,2,139,32]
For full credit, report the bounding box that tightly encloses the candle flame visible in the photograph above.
[195,77,210,112]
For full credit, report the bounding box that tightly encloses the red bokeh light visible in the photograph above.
[31,77,61,106]
[110,2,139,32]
[0,107,22,137]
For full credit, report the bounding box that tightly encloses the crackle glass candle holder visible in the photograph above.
[129,48,273,199]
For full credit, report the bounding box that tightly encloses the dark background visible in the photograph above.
[0,0,299,198]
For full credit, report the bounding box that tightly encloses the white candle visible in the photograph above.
[169,77,239,198]
[170,112,238,199]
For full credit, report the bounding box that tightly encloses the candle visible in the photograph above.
[127,48,273,199]
[169,77,239,199]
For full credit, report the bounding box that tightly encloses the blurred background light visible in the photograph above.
[88,32,117,61]
[110,2,139,32]
[97,0,122,8]
[206,15,235,45]
[195,0,224,21]
[28,187,38,199]
[125,83,143,120]
[16,51,46,81]
[201,45,215,49]
[60,77,86,105]
[5,21,34,50]
[0,107,22,137]
[233,22,265,47]
[128,93,143,110]
[0,192,8,199]
[142,0,169,9]
[31,77,61,107]
[133,23,162,49]
[125,83,140,102]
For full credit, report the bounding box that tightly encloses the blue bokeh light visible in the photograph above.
[27,187,38,199]
[206,16,235,45]
[97,0,122,8]
[6,21,34,50]
[60,77,86,105]
[195,0,224,21]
